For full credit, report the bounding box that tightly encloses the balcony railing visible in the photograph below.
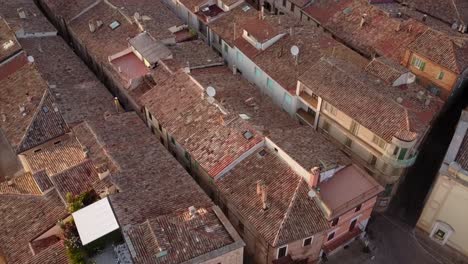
[299,91,318,109]
[380,154,417,168]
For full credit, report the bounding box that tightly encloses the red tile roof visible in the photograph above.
[0,57,47,152]
[299,57,443,142]
[407,29,468,74]
[217,148,329,246]
[0,190,67,264]
[140,72,262,178]
[125,207,235,264]
[243,18,282,43]
[0,172,41,195]
[0,18,22,63]
[394,0,468,26]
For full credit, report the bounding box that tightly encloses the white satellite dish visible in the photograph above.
[206,86,216,97]
[307,189,316,198]
[206,96,215,104]
[290,45,299,56]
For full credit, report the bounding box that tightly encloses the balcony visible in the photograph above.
[296,109,315,127]
[299,91,318,109]
[381,154,417,168]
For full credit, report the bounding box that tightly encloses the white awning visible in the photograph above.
[72,197,119,245]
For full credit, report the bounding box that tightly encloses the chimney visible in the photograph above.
[289,27,294,36]
[260,6,265,20]
[261,185,268,210]
[232,65,237,75]
[89,21,96,33]
[360,14,367,28]
[309,167,321,188]
[422,14,427,22]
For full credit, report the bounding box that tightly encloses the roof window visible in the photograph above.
[109,21,120,30]
[243,131,253,140]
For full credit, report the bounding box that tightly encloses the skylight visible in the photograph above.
[109,21,121,30]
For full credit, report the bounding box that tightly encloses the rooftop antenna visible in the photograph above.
[290,45,299,66]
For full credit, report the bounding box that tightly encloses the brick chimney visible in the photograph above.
[309,167,321,188]
[261,185,268,210]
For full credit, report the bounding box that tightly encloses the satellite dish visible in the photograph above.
[206,96,215,104]
[290,45,299,56]
[206,86,216,97]
[308,190,316,198]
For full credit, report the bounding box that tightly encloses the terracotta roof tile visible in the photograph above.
[140,72,262,178]
[407,29,468,74]
[18,91,69,153]
[0,172,41,195]
[0,18,22,63]
[40,0,98,22]
[125,208,234,264]
[394,0,468,25]
[0,57,47,152]
[0,190,67,264]
[299,57,443,142]
[217,148,329,246]
[18,36,117,125]
[23,135,86,176]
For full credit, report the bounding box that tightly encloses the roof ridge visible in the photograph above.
[49,158,94,179]
[272,175,303,247]
[16,89,48,152]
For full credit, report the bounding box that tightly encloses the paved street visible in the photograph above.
[326,214,442,264]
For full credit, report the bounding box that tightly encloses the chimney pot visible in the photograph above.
[309,167,321,188]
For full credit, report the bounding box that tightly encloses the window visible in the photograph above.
[148,112,153,120]
[437,71,444,80]
[323,101,337,116]
[236,51,243,63]
[290,3,295,12]
[184,151,191,161]
[170,137,175,145]
[267,78,274,90]
[383,184,394,196]
[150,125,155,134]
[434,229,446,240]
[372,135,386,149]
[369,155,377,166]
[327,232,335,241]
[283,94,292,110]
[350,120,359,135]
[254,67,262,78]
[282,0,286,7]
[411,57,426,71]
[277,245,288,259]
[398,148,408,160]
[355,204,362,212]
[349,218,358,231]
[322,120,330,132]
[303,237,313,247]
[344,137,352,148]
[224,43,229,53]
[158,123,162,132]
[331,218,339,226]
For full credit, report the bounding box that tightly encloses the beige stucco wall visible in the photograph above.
[404,51,458,100]
[269,232,325,263]
[417,174,468,256]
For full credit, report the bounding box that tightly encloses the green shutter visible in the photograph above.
[411,57,416,66]
[420,62,426,71]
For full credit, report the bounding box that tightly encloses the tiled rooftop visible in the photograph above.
[108,0,181,41]
[23,134,86,176]
[191,66,352,170]
[0,18,22,62]
[141,71,262,178]
[0,190,67,263]
[125,207,235,264]
[208,3,257,46]
[299,57,443,142]
[319,165,383,218]
[166,40,224,70]
[364,57,408,85]
[394,0,468,26]
[178,0,210,13]
[41,0,98,22]
[407,29,468,74]
[306,0,428,62]
[0,0,57,36]
[17,91,69,153]
[0,172,41,195]
[0,55,47,152]
[217,148,329,247]
[68,0,140,63]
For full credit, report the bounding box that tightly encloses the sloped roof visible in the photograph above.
[0,18,21,63]
[125,207,236,264]
[217,148,329,247]
[299,57,443,142]
[364,57,408,85]
[408,29,468,74]
[0,172,41,195]
[0,54,47,152]
[140,72,262,178]
[395,0,468,26]
[18,91,68,153]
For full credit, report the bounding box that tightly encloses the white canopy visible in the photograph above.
[72,197,119,245]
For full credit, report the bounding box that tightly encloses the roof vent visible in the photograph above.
[7,180,14,186]
[258,149,267,157]
[89,21,96,33]
[109,21,121,30]
[396,97,403,104]
[239,114,250,120]
[243,131,253,140]
[19,105,26,116]
[42,106,49,113]
[18,10,26,19]
[242,5,251,12]
[156,250,168,258]
[96,20,103,29]
[422,14,427,22]
[27,56,34,63]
